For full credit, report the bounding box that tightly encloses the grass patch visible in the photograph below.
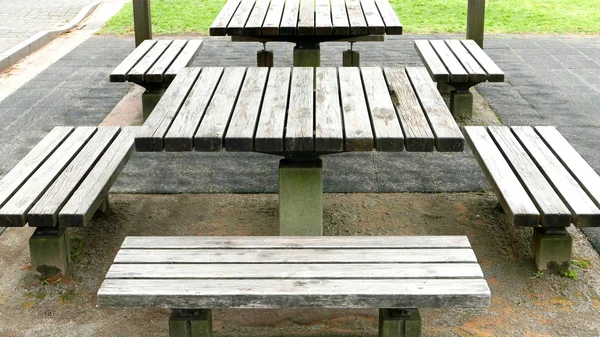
[99,0,600,36]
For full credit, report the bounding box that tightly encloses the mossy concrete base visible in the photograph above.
[533,227,572,272]
[293,43,320,67]
[343,50,360,67]
[257,50,274,67]
[169,309,212,337]
[379,308,422,337]
[449,89,474,120]
[142,86,166,119]
[29,227,71,277]
[279,159,323,236]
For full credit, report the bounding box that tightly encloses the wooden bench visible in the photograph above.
[414,39,504,120]
[98,236,490,337]
[110,39,203,118]
[0,126,138,275]
[464,126,600,271]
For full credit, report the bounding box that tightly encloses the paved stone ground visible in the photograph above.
[0,0,93,54]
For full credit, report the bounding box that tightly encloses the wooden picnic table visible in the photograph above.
[135,66,463,236]
[209,0,403,66]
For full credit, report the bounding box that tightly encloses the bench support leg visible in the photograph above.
[437,82,452,94]
[97,195,110,215]
[279,159,323,236]
[29,227,71,277]
[533,227,572,272]
[293,43,320,67]
[169,309,212,337]
[257,50,274,67]
[449,89,474,120]
[142,86,166,120]
[343,50,360,67]
[379,309,422,337]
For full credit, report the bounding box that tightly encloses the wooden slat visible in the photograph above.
[405,67,464,151]
[315,67,343,152]
[315,0,333,35]
[374,0,403,34]
[382,67,434,151]
[224,67,269,151]
[136,67,201,152]
[226,0,256,36]
[0,127,73,209]
[429,40,468,83]
[114,248,478,264]
[346,0,368,36]
[512,126,600,227]
[262,0,285,35]
[285,67,314,152]
[488,126,571,227]
[164,40,203,82]
[164,67,223,152]
[106,263,484,279]
[28,127,121,227]
[110,40,156,82]
[59,127,138,227]
[254,67,291,152]
[360,67,404,151]
[121,235,474,249]
[244,0,271,36]
[297,0,315,35]
[462,40,505,82]
[414,40,450,82]
[194,67,247,151]
[330,0,350,35]
[210,0,242,35]
[145,40,187,83]
[463,126,540,226]
[445,40,487,83]
[361,0,385,35]
[98,278,491,308]
[0,127,96,227]
[280,0,300,35]
[536,126,600,210]
[338,67,374,151]
[127,40,172,82]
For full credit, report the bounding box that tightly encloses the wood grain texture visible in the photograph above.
[164,40,203,82]
[414,40,450,82]
[463,126,540,227]
[338,67,374,151]
[297,0,315,35]
[280,0,300,35]
[462,39,505,82]
[194,67,246,151]
[254,67,291,152]
[262,0,285,35]
[28,127,120,227]
[345,0,368,36]
[110,40,156,82]
[145,40,186,82]
[210,0,242,35]
[444,40,486,83]
[164,67,223,152]
[315,0,333,35]
[244,0,271,36]
[285,67,314,152]
[405,67,464,151]
[315,67,343,152]
[127,40,172,83]
[330,0,350,35]
[226,0,256,36]
[361,0,385,35]
[374,0,402,34]
[429,40,468,83]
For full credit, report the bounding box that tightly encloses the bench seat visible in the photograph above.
[464,126,600,270]
[98,236,490,337]
[0,126,138,274]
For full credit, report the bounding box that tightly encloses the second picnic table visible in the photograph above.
[209,0,403,66]
[135,66,464,235]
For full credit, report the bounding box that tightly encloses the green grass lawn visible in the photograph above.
[99,0,600,36]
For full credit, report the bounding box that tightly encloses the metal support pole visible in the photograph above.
[133,0,152,47]
[467,0,485,48]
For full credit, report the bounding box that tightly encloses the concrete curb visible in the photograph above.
[0,0,102,73]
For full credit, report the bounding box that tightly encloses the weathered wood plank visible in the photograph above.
[297,0,315,35]
[360,67,404,151]
[121,236,474,249]
[285,67,314,152]
[164,40,203,82]
[210,0,242,35]
[194,67,247,151]
[106,263,484,279]
[146,40,187,83]
[360,0,385,35]
[512,126,600,227]
[315,0,333,35]
[59,127,138,227]
[262,0,285,35]
[254,67,291,152]
[382,67,434,151]
[338,67,374,151]
[536,126,600,211]
[224,67,269,151]
[127,40,172,82]
[330,0,350,35]
[280,0,300,35]
[110,40,156,82]
[405,67,464,151]
[463,126,540,226]
[315,67,343,152]
[414,40,450,82]
[346,0,368,36]
[374,0,403,34]
[0,127,73,209]
[28,127,121,227]
[462,39,505,82]
[244,0,271,36]
[0,127,96,227]
[488,126,571,227]
[226,0,256,36]
[429,40,468,83]
[444,40,486,83]
[164,67,223,151]
[98,278,491,309]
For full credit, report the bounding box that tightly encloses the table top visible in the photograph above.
[135,66,464,156]
[210,0,402,37]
